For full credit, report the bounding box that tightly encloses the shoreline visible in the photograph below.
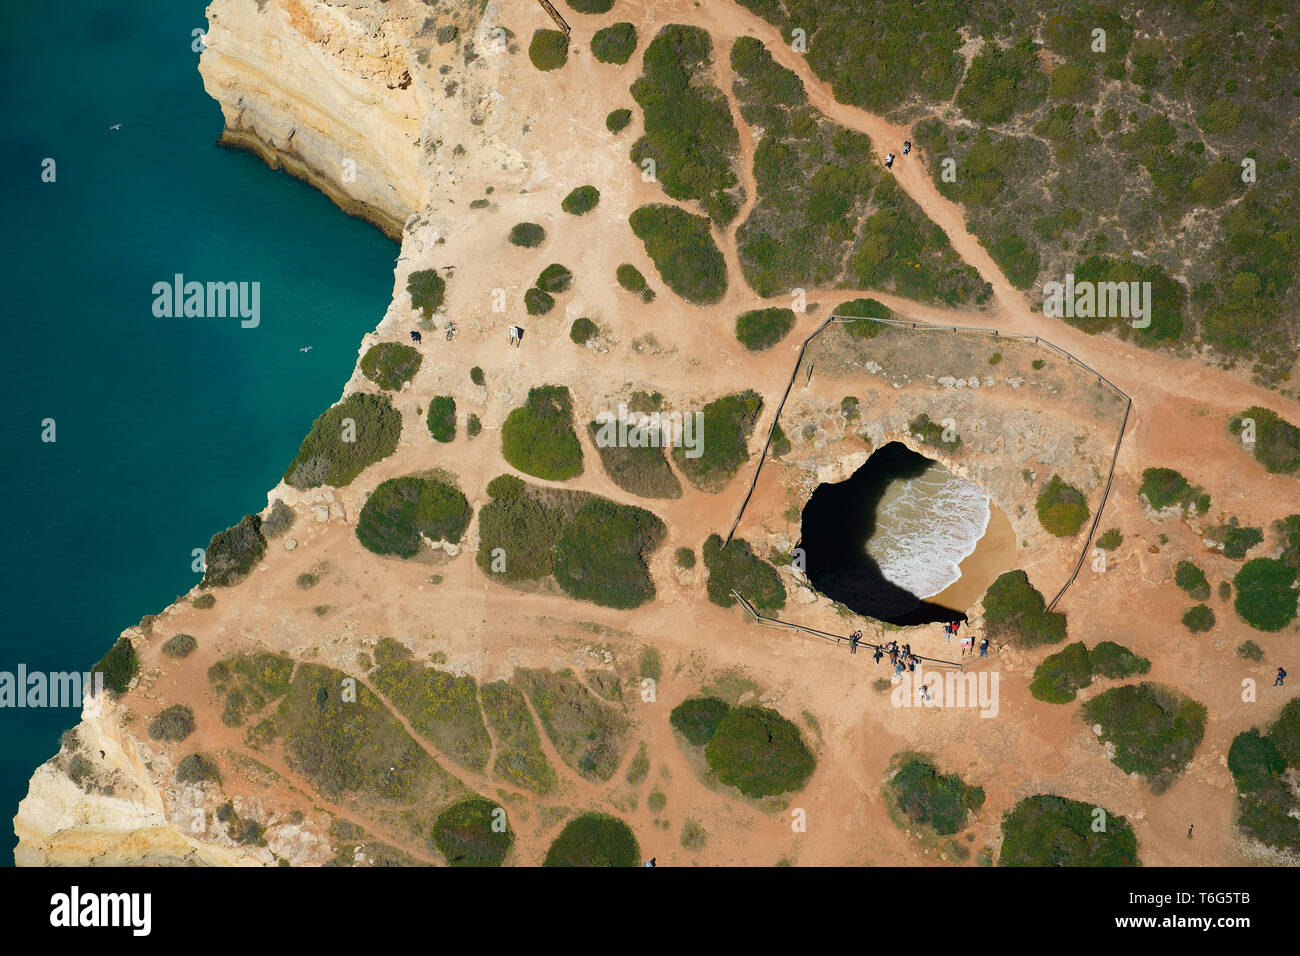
[927,500,1017,613]
[217,127,406,242]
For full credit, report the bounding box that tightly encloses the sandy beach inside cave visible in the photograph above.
[929,502,1017,614]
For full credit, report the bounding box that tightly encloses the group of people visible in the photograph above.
[884,139,912,170]
[847,615,989,669]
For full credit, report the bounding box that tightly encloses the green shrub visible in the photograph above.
[1228,729,1286,793]
[956,38,1047,125]
[1233,558,1299,632]
[201,514,266,589]
[1036,475,1089,537]
[487,474,526,499]
[430,796,513,867]
[148,704,196,743]
[587,421,682,499]
[1174,560,1211,600]
[591,22,636,64]
[1139,467,1192,510]
[1096,528,1122,550]
[606,108,632,133]
[886,754,984,835]
[1089,641,1152,680]
[524,287,555,315]
[769,422,791,458]
[501,385,583,481]
[1082,683,1207,792]
[631,25,740,223]
[536,263,573,294]
[406,269,446,319]
[161,634,197,659]
[554,499,666,608]
[467,414,482,438]
[426,396,456,443]
[670,696,730,746]
[702,533,786,611]
[479,680,556,794]
[835,297,891,337]
[566,0,613,12]
[735,307,795,351]
[731,35,806,108]
[470,366,485,387]
[296,573,318,590]
[1182,604,1216,633]
[1208,518,1264,560]
[981,570,1067,647]
[1062,256,1185,344]
[570,317,598,344]
[262,499,295,538]
[192,593,215,610]
[476,490,566,581]
[1236,640,1263,661]
[92,637,138,695]
[704,705,815,798]
[629,205,727,305]
[360,342,422,391]
[561,185,600,215]
[1230,408,1300,474]
[528,29,569,71]
[355,476,471,558]
[544,812,639,867]
[999,794,1138,866]
[284,392,402,489]
[675,547,696,569]
[672,390,761,492]
[616,263,655,302]
[176,753,221,784]
[909,413,961,452]
[1028,641,1093,704]
[508,222,546,248]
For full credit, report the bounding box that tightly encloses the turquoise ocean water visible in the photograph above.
[0,1,398,862]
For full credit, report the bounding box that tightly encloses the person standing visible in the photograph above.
[979,636,989,658]
[873,644,883,665]
[1276,666,1288,687]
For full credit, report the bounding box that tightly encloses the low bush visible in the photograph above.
[175,753,221,784]
[570,317,598,345]
[704,705,815,798]
[553,499,666,609]
[671,390,761,492]
[629,205,727,305]
[148,704,196,743]
[1233,558,1299,632]
[1082,683,1206,792]
[92,637,138,695]
[1036,475,1090,537]
[702,533,785,611]
[536,263,573,294]
[1208,518,1264,560]
[1096,528,1123,550]
[262,499,295,538]
[355,476,471,558]
[1175,560,1211,600]
[886,754,984,835]
[284,392,402,489]
[426,395,456,443]
[524,287,555,315]
[509,222,546,248]
[616,263,655,302]
[528,29,569,71]
[606,109,632,133]
[1183,604,1216,633]
[406,269,446,318]
[360,342,422,391]
[201,514,266,589]
[561,185,600,215]
[735,307,795,351]
[544,812,639,867]
[162,634,197,659]
[1230,407,1300,474]
[591,22,636,65]
[430,796,513,867]
[999,794,1138,866]
[981,570,1067,647]
[501,385,583,480]
[670,696,730,746]
[476,492,566,581]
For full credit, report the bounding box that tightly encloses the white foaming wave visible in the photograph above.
[864,464,991,599]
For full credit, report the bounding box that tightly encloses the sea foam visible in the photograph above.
[863,462,990,599]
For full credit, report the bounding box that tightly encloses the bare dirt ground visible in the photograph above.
[47,0,1300,868]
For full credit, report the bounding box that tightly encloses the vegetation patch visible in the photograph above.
[355,476,471,559]
[631,25,741,224]
[1029,641,1149,704]
[501,385,583,481]
[981,570,1067,647]
[262,499,295,538]
[1207,518,1264,560]
[517,668,630,782]
[544,812,639,867]
[479,679,556,793]
[1082,683,1207,793]
[524,287,555,315]
[629,204,727,305]
[1097,528,1122,550]
[735,307,795,351]
[591,22,636,64]
[509,222,546,248]
[999,794,1138,866]
[1182,604,1216,633]
[1230,408,1300,475]
[528,29,569,71]
[885,753,984,836]
[148,704,196,743]
[475,486,567,582]
[908,413,960,452]
[1175,560,1211,600]
[836,297,890,338]
[671,390,761,492]
[561,185,601,215]
[553,498,666,609]
[1035,475,1090,537]
[616,263,655,302]
[426,395,456,443]
[208,652,295,727]
[161,634,197,659]
[369,638,490,772]
[704,704,816,798]
[1139,467,1209,514]
[536,263,573,294]
[1233,558,1299,632]
[429,796,513,867]
[360,342,422,391]
[1228,700,1300,853]
[670,696,730,746]
[201,514,266,589]
[703,533,786,611]
[587,421,682,499]
[284,392,401,489]
[605,109,632,133]
[176,753,221,785]
[570,317,598,345]
[406,270,446,319]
